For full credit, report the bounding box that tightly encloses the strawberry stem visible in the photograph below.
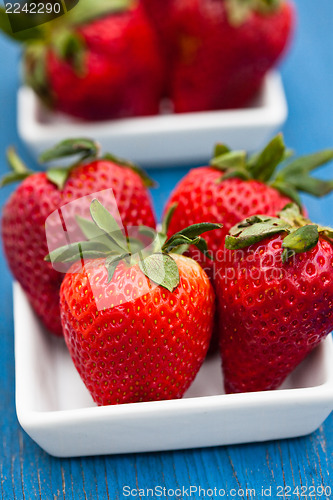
[0,147,32,187]
[161,202,178,237]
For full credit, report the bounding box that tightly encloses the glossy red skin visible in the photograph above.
[60,254,215,405]
[165,168,291,280]
[46,4,164,120]
[215,235,333,393]
[2,160,156,336]
[168,0,294,112]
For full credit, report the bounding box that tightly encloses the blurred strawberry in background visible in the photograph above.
[165,0,295,112]
[0,0,295,119]
[141,0,176,94]
[0,0,164,120]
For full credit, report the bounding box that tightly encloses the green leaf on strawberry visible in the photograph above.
[211,150,247,170]
[105,253,131,283]
[45,168,71,190]
[139,253,180,292]
[1,138,155,192]
[89,199,128,253]
[281,225,319,262]
[45,240,111,264]
[225,203,333,262]
[272,149,333,198]
[209,134,333,210]
[39,138,100,163]
[46,199,222,292]
[226,215,291,249]
[247,133,285,182]
[0,147,32,187]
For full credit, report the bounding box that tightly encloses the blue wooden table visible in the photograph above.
[0,0,332,498]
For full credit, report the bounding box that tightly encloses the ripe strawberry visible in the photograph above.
[141,0,176,94]
[168,0,294,112]
[53,200,218,405]
[1,139,156,336]
[165,135,333,279]
[1,1,164,120]
[215,204,333,393]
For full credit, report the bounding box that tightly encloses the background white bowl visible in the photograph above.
[17,72,287,167]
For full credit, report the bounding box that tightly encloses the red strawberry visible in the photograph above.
[55,200,218,405]
[1,139,156,336]
[167,0,294,112]
[1,1,164,120]
[165,135,333,279]
[141,0,176,94]
[215,204,333,393]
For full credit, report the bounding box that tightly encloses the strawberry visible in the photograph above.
[215,204,333,393]
[141,0,176,95]
[164,135,333,279]
[50,200,219,405]
[167,0,294,112]
[1,1,164,120]
[1,139,156,336]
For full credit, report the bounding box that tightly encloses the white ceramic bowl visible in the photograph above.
[14,283,333,458]
[17,72,287,167]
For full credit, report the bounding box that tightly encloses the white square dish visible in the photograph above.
[17,72,287,167]
[14,282,333,458]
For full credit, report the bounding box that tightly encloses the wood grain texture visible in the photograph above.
[0,0,333,498]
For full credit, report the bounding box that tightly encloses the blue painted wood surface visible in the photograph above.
[0,0,332,498]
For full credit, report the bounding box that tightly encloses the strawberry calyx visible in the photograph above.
[224,0,282,26]
[42,137,100,188]
[0,137,155,190]
[211,134,333,207]
[45,199,222,291]
[40,138,156,188]
[225,203,333,262]
[0,138,99,189]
